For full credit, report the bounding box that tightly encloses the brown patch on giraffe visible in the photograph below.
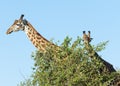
[35,43,39,48]
[32,41,35,45]
[41,43,46,48]
[30,38,33,41]
[28,31,31,35]
[36,36,41,40]
[41,40,45,44]
[32,31,35,34]
[29,28,32,32]
[31,34,34,38]
[36,40,40,44]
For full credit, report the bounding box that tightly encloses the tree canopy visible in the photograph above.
[18,36,120,86]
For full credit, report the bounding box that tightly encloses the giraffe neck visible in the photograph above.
[24,22,53,52]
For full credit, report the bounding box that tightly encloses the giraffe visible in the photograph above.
[83,31,120,86]
[83,31,116,72]
[6,14,59,52]
[6,15,120,85]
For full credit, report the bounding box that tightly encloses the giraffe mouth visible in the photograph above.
[6,30,13,34]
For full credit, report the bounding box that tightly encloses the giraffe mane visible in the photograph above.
[27,21,50,42]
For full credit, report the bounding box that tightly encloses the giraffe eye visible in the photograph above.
[16,24,22,27]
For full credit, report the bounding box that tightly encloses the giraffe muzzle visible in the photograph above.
[6,30,13,34]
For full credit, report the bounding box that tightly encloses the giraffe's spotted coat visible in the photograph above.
[6,15,59,52]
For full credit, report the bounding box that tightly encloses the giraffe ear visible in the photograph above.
[23,19,28,25]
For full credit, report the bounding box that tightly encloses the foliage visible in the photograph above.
[93,41,109,52]
[18,36,119,86]
[18,79,33,86]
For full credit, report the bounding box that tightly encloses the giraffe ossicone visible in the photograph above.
[6,14,59,52]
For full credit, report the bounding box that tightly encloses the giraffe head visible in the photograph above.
[6,14,28,34]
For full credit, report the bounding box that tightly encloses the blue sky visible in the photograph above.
[0,0,120,86]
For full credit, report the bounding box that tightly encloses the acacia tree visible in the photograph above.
[18,36,119,86]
